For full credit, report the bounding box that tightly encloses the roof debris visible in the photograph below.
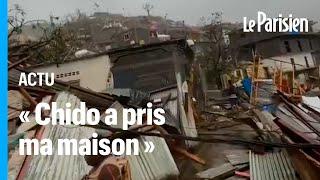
[7,22,320,180]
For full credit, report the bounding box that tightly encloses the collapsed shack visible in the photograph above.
[8,75,185,180]
[9,91,180,180]
[9,67,320,180]
[8,39,203,180]
[106,39,198,148]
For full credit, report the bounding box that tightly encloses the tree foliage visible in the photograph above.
[8,5,81,65]
[198,12,232,87]
[8,4,26,37]
[36,27,80,64]
[142,2,154,16]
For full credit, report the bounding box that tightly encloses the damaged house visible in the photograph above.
[28,39,194,93]
[230,28,320,94]
[8,39,200,180]
[28,54,113,92]
[107,39,198,147]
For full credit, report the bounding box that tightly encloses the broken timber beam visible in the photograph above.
[172,146,206,165]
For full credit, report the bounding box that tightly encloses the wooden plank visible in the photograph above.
[172,146,206,165]
[235,171,250,178]
[226,154,249,166]
[196,163,235,179]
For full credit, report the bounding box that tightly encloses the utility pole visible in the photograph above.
[165,13,168,34]
[183,20,187,38]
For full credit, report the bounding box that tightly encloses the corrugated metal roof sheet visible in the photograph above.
[127,136,179,180]
[150,86,198,141]
[302,96,320,113]
[276,105,315,134]
[26,125,94,180]
[249,150,297,180]
[25,92,95,180]
[150,88,178,120]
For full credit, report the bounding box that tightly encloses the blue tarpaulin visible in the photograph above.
[242,77,252,96]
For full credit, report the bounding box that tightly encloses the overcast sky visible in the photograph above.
[8,0,320,25]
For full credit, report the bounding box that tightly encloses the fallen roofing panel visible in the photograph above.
[150,87,178,117]
[278,93,320,137]
[25,125,94,180]
[25,92,95,180]
[249,150,297,180]
[127,136,179,180]
[276,104,318,140]
[150,87,179,128]
[196,163,235,179]
[302,96,320,114]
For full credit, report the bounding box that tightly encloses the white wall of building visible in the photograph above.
[263,52,315,73]
[31,55,113,92]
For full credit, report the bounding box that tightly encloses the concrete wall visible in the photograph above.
[31,55,112,92]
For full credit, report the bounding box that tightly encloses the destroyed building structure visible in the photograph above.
[8,39,201,180]
[228,28,320,95]
[7,7,320,179]
[230,28,320,71]
[28,39,193,92]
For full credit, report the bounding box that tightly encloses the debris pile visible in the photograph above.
[8,40,205,180]
[7,34,320,180]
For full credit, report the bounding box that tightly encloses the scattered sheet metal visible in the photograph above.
[225,150,249,166]
[302,96,320,114]
[196,163,235,179]
[127,136,179,180]
[276,104,318,140]
[150,87,180,132]
[150,87,178,119]
[249,150,297,180]
[25,125,95,180]
[280,94,320,137]
[25,92,95,180]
